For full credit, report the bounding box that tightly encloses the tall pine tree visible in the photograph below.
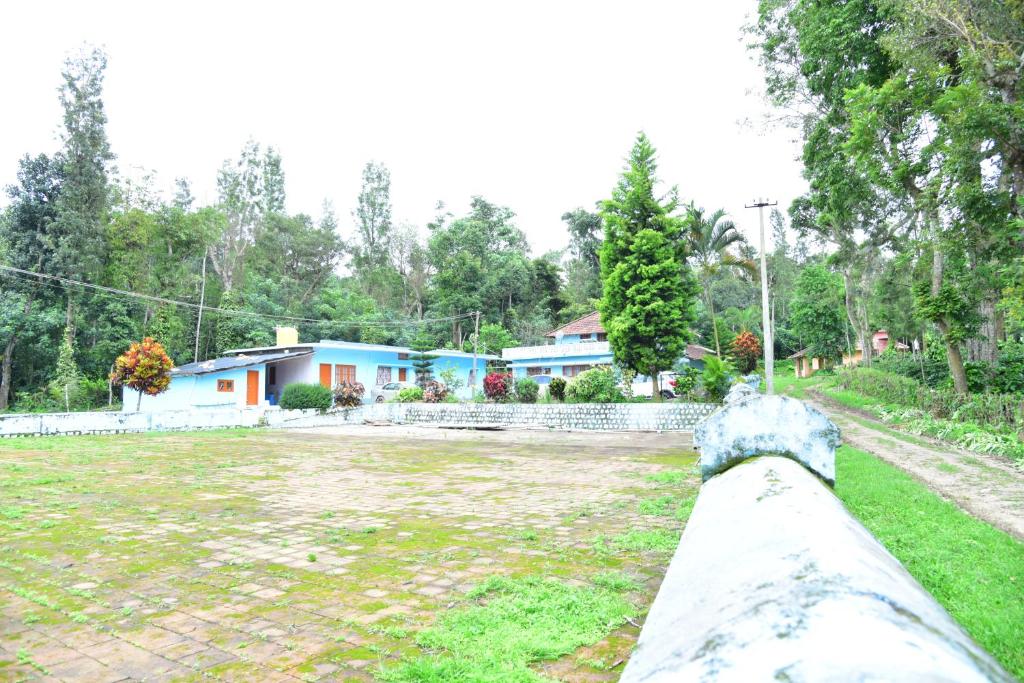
[598,133,698,400]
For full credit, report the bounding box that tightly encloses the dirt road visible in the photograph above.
[807,392,1024,541]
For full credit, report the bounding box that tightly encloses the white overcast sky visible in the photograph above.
[1,1,807,257]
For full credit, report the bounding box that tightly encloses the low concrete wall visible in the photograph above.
[0,407,312,437]
[266,402,717,431]
[0,402,716,437]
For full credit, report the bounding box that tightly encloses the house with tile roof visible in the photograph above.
[501,311,715,379]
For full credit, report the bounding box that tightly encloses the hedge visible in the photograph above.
[833,367,1024,433]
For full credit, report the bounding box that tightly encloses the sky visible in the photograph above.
[0,1,807,257]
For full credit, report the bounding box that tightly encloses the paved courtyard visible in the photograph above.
[0,427,697,682]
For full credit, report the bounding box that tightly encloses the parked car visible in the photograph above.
[630,372,677,400]
[370,381,414,403]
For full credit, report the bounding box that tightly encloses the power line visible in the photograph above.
[0,264,475,328]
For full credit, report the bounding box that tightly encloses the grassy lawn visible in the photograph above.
[836,445,1024,678]
[0,429,697,682]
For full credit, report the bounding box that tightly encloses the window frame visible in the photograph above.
[217,379,235,392]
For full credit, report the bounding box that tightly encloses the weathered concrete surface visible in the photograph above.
[695,393,840,484]
[621,456,1013,683]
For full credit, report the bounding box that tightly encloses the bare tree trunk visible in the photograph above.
[931,248,969,394]
[0,292,36,411]
[706,292,721,357]
[842,270,869,366]
[651,367,661,403]
[195,247,207,362]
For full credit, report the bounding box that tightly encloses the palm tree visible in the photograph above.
[684,204,756,356]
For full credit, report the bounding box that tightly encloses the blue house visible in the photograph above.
[124,327,497,412]
[501,311,716,379]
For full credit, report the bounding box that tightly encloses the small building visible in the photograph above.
[123,328,497,412]
[842,330,910,367]
[788,349,828,378]
[501,311,715,379]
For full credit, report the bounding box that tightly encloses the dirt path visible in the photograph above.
[805,391,1024,541]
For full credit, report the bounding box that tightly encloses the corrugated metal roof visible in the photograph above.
[171,350,313,377]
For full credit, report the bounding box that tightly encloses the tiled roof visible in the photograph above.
[546,311,605,337]
[686,344,717,361]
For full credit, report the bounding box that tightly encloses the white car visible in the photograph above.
[370,381,414,403]
[630,372,677,400]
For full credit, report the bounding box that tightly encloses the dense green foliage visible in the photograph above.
[834,367,1023,435]
[548,376,566,402]
[278,383,332,411]
[565,367,623,404]
[836,445,1024,677]
[513,377,539,404]
[700,355,732,403]
[749,0,1024,394]
[396,386,424,403]
[789,265,847,360]
[599,134,698,400]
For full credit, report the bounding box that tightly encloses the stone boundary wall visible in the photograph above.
[0,402,716,437]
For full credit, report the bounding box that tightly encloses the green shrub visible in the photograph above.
[701,356,733,402]
[872,350,949,387]
[834,367,1024,433]
[514,377,539,403]
[565,367,623,403]
[332,381,365,408]
[549,376,567,401]
[279,383,333,411]
[396,386,424,403]
[670,366,699,398]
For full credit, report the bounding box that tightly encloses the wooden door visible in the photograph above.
[398,367,407,382]
[246,370,259,406]
[319,363,332,388]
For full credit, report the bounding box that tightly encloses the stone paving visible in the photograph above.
[0,428,697,682]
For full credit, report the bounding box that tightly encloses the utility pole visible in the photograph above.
[471,311,481,397]
[745,199,778,395]
[194,247,207,363]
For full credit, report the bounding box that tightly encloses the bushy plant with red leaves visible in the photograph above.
[483,372,513,401]
[422,380,449,403]
[730,330,762,374]
[333,381,365,408]
[110,337,174,411]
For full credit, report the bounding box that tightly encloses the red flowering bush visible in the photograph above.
[110,337,174,411]
[333,381,365,408]
[483,372,513,401]
[730,331,762,374]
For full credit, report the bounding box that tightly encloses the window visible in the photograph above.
[596,333,607,342]
[563,365,589,378]
[267,366,277,385]
[527,367,543,376]
[217,379,234,392]
[397,353,410,360]
[580,333,594,341]
[335,364,357,385]
[376,366,392,385]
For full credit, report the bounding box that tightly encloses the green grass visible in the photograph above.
[378,575,636,682]
[836,445,1024,678]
